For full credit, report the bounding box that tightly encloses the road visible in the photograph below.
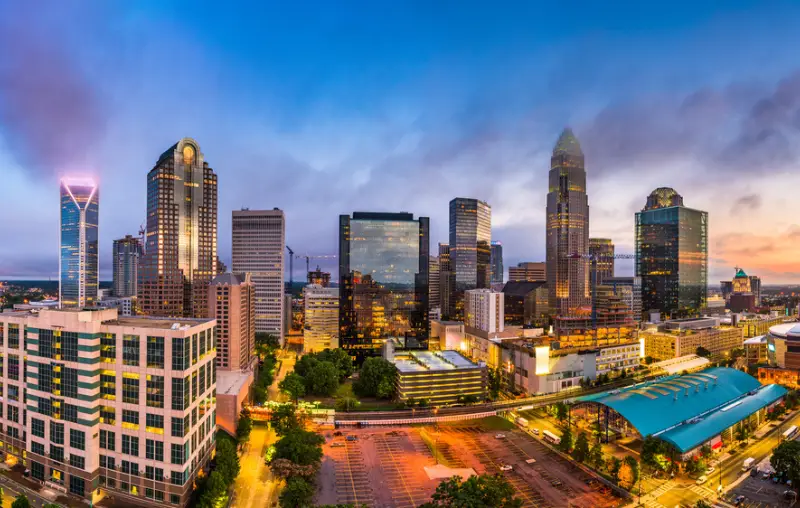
[232,426,280,508]
[0,473,64,508]
[267,348,296,403]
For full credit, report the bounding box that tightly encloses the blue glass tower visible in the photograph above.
[60,178,99,308]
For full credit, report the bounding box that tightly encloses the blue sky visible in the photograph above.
[3,0,800,283]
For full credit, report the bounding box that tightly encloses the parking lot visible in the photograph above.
[725,475,795,507]
[314,420,623,507]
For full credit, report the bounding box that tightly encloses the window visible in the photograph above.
[100,406,116,425]
[70,429,85,450]
[101,333,116,363]
[145,466,164,481]
[191,371,197,402]
[50,422,64,444]
[37,397,52,417]
[61,367,78,398]
[123,335,140,366]
[122,375,139,404]
[31,441,45,456]
[147,336,165,368]
[171,416,188,438]
[31,418,45,438]
[8,324,19,349]
[69,475,84,496]
[100,430,116,451]
[198,365,206,396]
[170,494,181,504]
[122,435,139,456]
[62,331,79,362]
[146,375,165,408]
[171,377,188,411]
[7,405,18,423]
[31,461,45,481]
[170,469,187,485]
[100,455,116,470]
[146,439,164,461]
[122,409,140,429]
[8,355,19,381]
[170,443,187,465]
[192,333,198,364]
[172,337,189,371]
[39,329,54,358]
[63,403,79,423]
[121,460,139,476]
[101,373,116,400]
[7,385,18,402]
[70,455,85,470]
[146,414,164,433]
[50,445,64,463]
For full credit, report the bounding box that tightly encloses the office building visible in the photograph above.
[635,187,708,318]
[465,289,504,334]
[438,243,452,319]
[113,235,142,298]
[750,276,762,307]
[502,281,549,327]
[307,267,331,288]
[429,256,440,312]
[720,281,733,303]
[215,257,227,275]
[604,276,643,324]
[641,317,743,361]
[303,285,340,352]
[94,296,137,317]
[339,212,429,360]
[449,198,491,319]
[490,241,504,284]
[393,351,486,404]
[508,262,546,282]
[209,273,255,371]
[546,128,590,316]
[138,138,217,319]
[60,178,99,309]
[231,209,286,341]
[0,307,216,507]
[589,238,615,284]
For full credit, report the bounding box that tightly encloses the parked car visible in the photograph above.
[532,428,540,435]
[734,495,746,505]
[331,442,344,447]
[706,467,715,474]
[499,465,513,471]
[495,433,506,439]
[696,476,708,485]
[346,435,358,441]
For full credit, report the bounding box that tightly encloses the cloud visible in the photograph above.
[731,193,762,214]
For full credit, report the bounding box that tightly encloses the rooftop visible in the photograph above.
[553,128,583,157]
[769,323,800,338]
[394,350,481,373]
[216,370,254,396]
[103,316,214,330]
[649,354,710,375]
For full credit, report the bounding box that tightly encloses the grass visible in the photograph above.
[314,380,401,411]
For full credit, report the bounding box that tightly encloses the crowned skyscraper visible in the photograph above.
[138,138,218,318]
[60,178,99,308]
[546,128,589,316]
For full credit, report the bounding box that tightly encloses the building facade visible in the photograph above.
[449,198,491,319]
[635,187,708,318]
[465,289,504,334]
[339,212,429,360]
[0,308,216,507]
[113,235,142,298]
[429,255,440,313]
[502,281,548,327]
[642,319,743,361]
[393,351,486,404]
[589,238,615,284]
[490,241,503,284]
[60,178,99,309]
[603,276,643,324]
[546,128,590,317]
[307,267,331,287]
[208,273,255,371]
[508,262,546,282]
[303,285,340,352]
[138,138,217,319]
[438,243,452,319]
[231,209,286,341]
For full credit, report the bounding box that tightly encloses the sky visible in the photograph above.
[2,0,800,284]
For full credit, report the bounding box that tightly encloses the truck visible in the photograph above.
[516,417,529,428]
[742,457,756,471]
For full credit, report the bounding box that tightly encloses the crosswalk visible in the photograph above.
[649,480,676,498]
[689,484,717,499]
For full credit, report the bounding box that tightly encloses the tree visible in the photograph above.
[353,357,397,399]
[607,457,622,483]
[554,402,569,425]
[279,372,307,404]
[335,396,361,412]
[487,368,503,399]
[236,410,253,447]
[695,501,712,508]
[271,404,303,436]
[641,436,667,470]
[735,423,751,444]
[696,346,712,358]
[771,440,800,488]
[644,356,655,365]
[273,429,325,466]
[197,471,227,508]
[619,456,639,490]
[316,348,354,381]
[215,437,241,486]
[589,442,604,470]
[304,361,340,396]
[572,432,590,463]
[269,458,318,480]
[279,476,315,508]
[558,426,573,453]
[11,495,31,508]
[294,355,320,378]
[699,444,712,458]
[419,473,523,508]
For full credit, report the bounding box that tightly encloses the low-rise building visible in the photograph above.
[303,285,339,353]
[393,350,487,404]
[431,320,465,351]
[215,370,254,436]
[641,317,744,361]
[744,335,768,365]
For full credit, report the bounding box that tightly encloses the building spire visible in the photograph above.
[553,127,583,157]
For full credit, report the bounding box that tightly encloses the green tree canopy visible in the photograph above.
[215,437,241,486]
[294,355,320,378]
[558,426,573,453]
[236,410,253,446]
[419,473,523,508]
[589,441,604,470]
[279,476,315,508]
[197,471,227,508]
[572,432,590,463]
[771,440,800,487]
[304,361,340,396]
[335,396,361,412]
[353,357,397,399]
[279,372,307,403]
[11,495,31,508]
[554,402,569,424]
[316,348,354,381]
[271,403,304,436]
[696,346,712,358]
[274,428,325,466]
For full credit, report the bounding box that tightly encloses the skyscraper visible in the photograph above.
[635,187,708,317]
[449,198,491,319]
[303,284,340,352]
[59,177,99,308]
[429,255,440,311]
[546,128,590,316]
[490,241,504,284]
[209,272,256,371]
[231,209,286,341]
[589,238,615,284]
[112,235,142,298]
[438,243,452,318]
[339,212,429,361]
[138,138,217,318]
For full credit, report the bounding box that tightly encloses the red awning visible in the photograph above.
[711,441,723,450]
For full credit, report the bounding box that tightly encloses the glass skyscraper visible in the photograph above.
[635,187,708,318]
[112,235,142,298]
[339,212,429,361]
[60,178,99,308]
[448,198,491,319]
[490,241,503,284]
[546,128,589,316]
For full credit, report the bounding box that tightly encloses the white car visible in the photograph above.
[499,465,513,471]
[696,475,708,485]
[495,433,506,439]
[706,467,715,474]
[532,428,540,435]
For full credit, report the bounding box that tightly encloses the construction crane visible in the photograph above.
[286,246,295,293]
[566,252,636,328]
[299,254,337,275]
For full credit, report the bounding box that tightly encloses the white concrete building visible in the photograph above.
[303,285,339,352]
[465,289,504,334]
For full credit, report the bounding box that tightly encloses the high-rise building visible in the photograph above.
[589,238,615,284]
[429,255,440,311]
[635,187,708,318]
[449,198,492,319]
[216,256,227,275]
[231,209,286,341]
[0,307,216,507]
[59,177,99,308]
[339,212,429,361]
[438,243,452,319]
[138,138,217,319]
[604,276,643,324]
[307,266,331,287]
[303,285,340,352]
[546,128,590,317]
[112,235,142,298]
[750,275,762,307]
[490,241,504,284]
[508,262,547,282]
[209,273,256,371]
[465,288,504,334]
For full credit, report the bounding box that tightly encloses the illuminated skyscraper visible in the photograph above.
[112,235,142,298]
[339,212,429,361]
[490,241,504,284]
[438,243,452,318]
[589,238,615,284]
[449,198,491,319]
[59,177,99,308]
[635,187,708,317]
[546,128,589,316]
[138,138,218,318]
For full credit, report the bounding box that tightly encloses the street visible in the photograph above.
[231,426,280,508]
[0,473,64,508]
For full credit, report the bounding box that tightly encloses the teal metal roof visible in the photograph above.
[577,367,785,451]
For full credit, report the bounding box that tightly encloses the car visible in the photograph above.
[499,465,513,471]
[696,476,708,485]
[532,428,540,435]
[346,435,358,441]
[331,442,344,447]
[706,467,715,474]
[495,433,506,439]
[762,472,771,480]
[550,479,563,487]
[525,458,537,464]
[734,495,746,505]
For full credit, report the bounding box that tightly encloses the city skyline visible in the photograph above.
[4,2,800,283]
